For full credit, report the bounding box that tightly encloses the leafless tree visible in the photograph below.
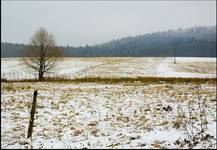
[22,27,62,80]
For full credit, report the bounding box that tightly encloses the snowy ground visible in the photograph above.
[1,57,216,80]
[1,57,216,149]
[1,81,216,149]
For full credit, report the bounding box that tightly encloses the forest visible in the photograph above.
[1,26,216,57]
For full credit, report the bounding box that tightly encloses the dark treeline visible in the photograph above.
[1,26,216,58]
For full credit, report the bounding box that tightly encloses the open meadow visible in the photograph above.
[1,57,216,149]
[1,57,216,80]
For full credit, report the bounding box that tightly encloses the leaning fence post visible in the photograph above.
[27,90,38,139]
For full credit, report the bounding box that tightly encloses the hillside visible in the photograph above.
[1,26,216,57]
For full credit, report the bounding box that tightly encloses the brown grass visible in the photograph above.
[1,76,216,84]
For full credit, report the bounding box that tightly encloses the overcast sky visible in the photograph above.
[2,1,216,47]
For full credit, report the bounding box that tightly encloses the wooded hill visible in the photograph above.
[1,26,216,57]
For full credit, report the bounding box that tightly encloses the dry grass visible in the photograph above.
[1,83,15,91]
[173,62,216,74]
[1,76,216,84]
[1,78,216,149]
[1,83,33,91]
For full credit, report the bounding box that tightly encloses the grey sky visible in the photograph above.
[2,1,216,47]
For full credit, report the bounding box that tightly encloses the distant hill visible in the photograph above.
[1,25,216,57]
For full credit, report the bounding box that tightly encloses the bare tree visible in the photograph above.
[22,27,62,80]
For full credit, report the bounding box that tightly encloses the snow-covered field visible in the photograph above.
[1,57,216,149]
[1,57,216,80]
[1,81,216,149]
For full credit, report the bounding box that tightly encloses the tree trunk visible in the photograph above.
[38,67,44,81]
[39,73,43,80]
[39,54,44,80]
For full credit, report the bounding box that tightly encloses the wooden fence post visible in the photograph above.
[27,90,38,139]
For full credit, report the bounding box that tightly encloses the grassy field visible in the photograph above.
[1,80,216,149]
[1,57,216,80]
[1,57,216,149]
